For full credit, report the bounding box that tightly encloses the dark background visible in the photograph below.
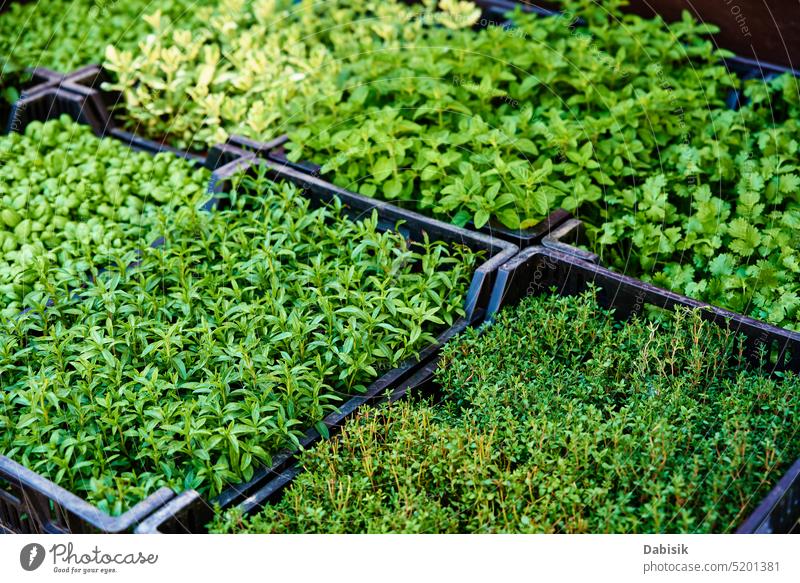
[520,0,800,69]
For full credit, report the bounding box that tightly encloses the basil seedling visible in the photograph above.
[0,116,210,316]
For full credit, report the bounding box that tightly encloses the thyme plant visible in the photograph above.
[211,290,800,533]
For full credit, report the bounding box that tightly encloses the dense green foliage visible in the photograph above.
[4,0,800,326]
[0,169,476,515]
[598,74,800,330]
[287,1,736,230]
[211,291,800,533]
[102,0,478,149]
[0,116,210,316]
[0,0,211,103]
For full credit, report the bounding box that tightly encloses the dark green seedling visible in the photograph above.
[0,170,477,515]
[210,290,800,534]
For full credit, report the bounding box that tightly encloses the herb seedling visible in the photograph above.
[0,115,210,316]
[0,169,477,515]
[210,290,800,534]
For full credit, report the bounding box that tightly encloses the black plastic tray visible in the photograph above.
[0,89,240,534]
[535,213,800,356]
[1,141,518,534]
[540,217,598,263]
[0,457,173,534]
[224,134,574,248]
[2,66,68,134]
[207,246,800,534]
[131,152,520,533]
[490,246,800,370]
[723,55,800,79]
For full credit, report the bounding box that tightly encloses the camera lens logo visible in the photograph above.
[20,543,46,571]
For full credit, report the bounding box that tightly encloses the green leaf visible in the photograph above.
[384,179,403,199]
[452,209,472,227]
[474,210,491,229]
[372,158,394,182]
[315,421,330,440]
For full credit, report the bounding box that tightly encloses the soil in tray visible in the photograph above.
[0,166,479,516]
[210,289,800,534]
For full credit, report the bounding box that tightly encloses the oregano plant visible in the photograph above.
[0,168,478,515]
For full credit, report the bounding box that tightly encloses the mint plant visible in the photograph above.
[210,290,800,534]
[0,169,477,515]
[283,0,736,231]
[0,116,210,316]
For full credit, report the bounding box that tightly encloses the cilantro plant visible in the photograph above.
[0,116,210,316]
[596,73,800,330]
[0,169,477,515]
[210,290,800,534]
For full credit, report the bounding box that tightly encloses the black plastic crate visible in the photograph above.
[490,246,800,370]
[0,457,173,534]
[0,90,246,534]
[540,216,598,263]
[7,86,105,136]
[723,54,800,79]
[206,245,800,534]
[224,134,575,248]
[131,152,521,533]
[1,142,518,534]
[2,66,67,134]
[534,212,800,354]
[737,458,800,534]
